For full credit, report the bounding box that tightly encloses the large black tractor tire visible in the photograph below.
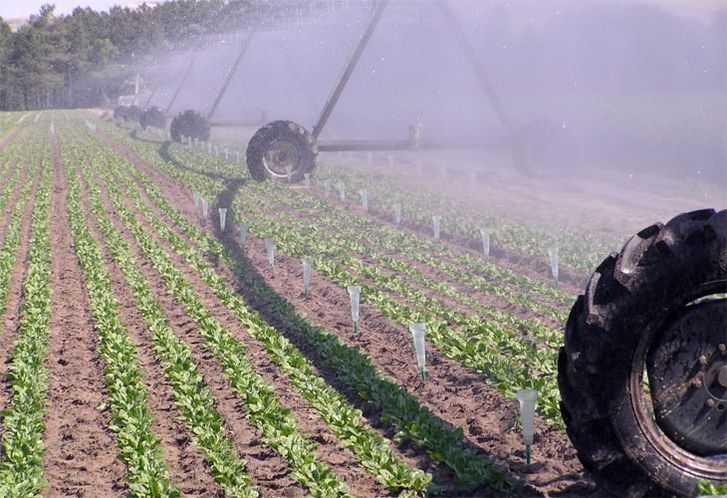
[513,119,584,177]
[246,120,318,183]
[113,105,128,120]
[170,109,210,143]
[140,106,166,130]
[124,105,142,123]
[558,209,727,496]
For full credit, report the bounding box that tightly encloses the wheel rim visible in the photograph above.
[627,282,727,483]
[262,139,300,178]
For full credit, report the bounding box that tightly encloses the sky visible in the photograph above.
[0,0,157,19]
[0,0,724,22]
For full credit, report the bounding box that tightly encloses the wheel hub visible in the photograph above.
[263,140,299,177]
[647,299,727,457]
[647,299,727,456]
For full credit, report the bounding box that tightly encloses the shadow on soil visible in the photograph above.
[124,125,595,497]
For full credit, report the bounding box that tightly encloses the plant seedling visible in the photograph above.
[547,246,559,284]
[409,323,427,380]
[218,208,227,232]
[302,258,312,295]
[432,215,441,240]
[347,285,361,333]
[480,228,490,256]
[516,389,537,464]
[359,190,368,211]
[265,238,275,269]
[201,198,209,218]
[239,223,248,249]
[394,202,402,225]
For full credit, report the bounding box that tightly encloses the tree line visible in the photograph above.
[0,1,291,111]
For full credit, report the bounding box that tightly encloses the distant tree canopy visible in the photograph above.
[0,1,724,111]
[0,1,291,111]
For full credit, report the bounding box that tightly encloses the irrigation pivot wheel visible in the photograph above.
[513,119,583,176]
[558,209,727,496]
[170,109,210,143]
[246,120,317,182]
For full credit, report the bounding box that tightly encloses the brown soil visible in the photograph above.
[97,132,596,496]
[243,185,568,331]
[0,156,43,420]
[88,168,308,496]
[71,159,225,497]
[115,185,391,497]
[42,135,126,497]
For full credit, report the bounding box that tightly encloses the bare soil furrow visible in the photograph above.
[96,130,596,496]
[114,175,390,497]
[41,136,126,497]
[234,234,595,495]
[90,170,306,497]
[71,159,224,497]
[0,156,44,418]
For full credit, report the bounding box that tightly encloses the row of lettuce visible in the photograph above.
[107,121,567,425]
[55,119,525,495]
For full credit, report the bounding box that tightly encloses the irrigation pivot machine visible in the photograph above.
[116,1,727,495]
[247,2,727,495]
[244,0,582,182]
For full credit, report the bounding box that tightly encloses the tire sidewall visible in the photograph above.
[607,213,726,494]
[246,121,317,182]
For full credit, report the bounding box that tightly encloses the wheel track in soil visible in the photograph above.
[0,151,44,426]
[40,135,127,497]
[69,147,227,496]
[97,131,597,496]
[84,158,308,497]
[104,167,393,497]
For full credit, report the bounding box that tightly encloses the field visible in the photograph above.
[0,109,717,497]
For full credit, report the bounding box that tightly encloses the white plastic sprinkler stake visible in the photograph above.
[239,223,248,248]
[218,208,228,232]
[347,285,361,333]
[235,151,240,163]
[302,258,312,295]
[187,136,192,146]
[548,246,559,283]
[193,192,200,209]
[367,151,372,166]
[394,202,402,225]
[409,323,427,380]
[338,181,346,201]
[214,145,219,156]
[324,180,331,198]
[480,228,490,257]
[516,389,538,464]
[265,238,275,269]
[432,216,441,240]
[201,198,209,219]
[359,190,368,212]
[304,173,310,187]
[224,148,229,159]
